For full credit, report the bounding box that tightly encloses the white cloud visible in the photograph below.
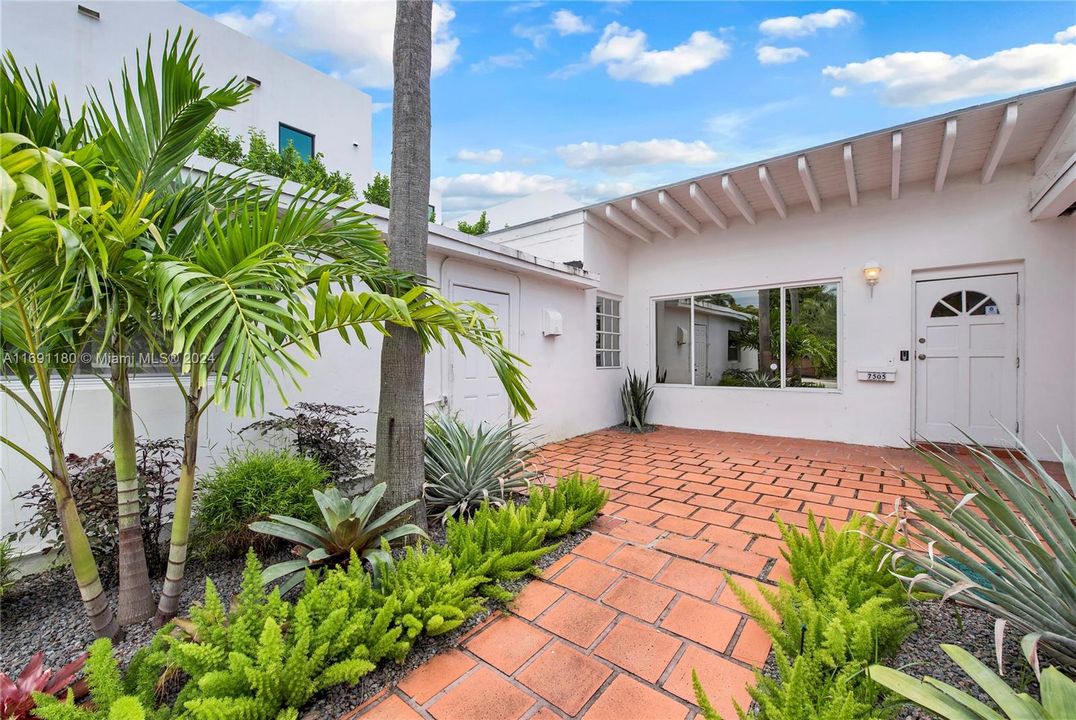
[757,46,808,65]
[705,100,791,140]
[589,23,729,84]
[471,49,534,73]
[551,9,592,35]
[213,2,460,90]
[1055,25,1076,43]
[433,171,574,212]
[830,86,849,98]
[823,41,1076,106]
[759,9,856,38]
[556,139,719,169]
[371,101,392,114]
[216,9,277,36]
[452,148,505,164]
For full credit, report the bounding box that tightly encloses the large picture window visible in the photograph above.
[654,282,839,390]
[596,296,621,368]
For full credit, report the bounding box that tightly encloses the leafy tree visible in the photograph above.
[363,171,391,208]
[456,211,489,236]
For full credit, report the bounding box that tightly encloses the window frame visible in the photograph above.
[595,294,623,369]
[650,279,842,393]
[278,122,315,160]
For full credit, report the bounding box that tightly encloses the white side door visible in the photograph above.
[449,285,512,426]
[914,274,1019,446]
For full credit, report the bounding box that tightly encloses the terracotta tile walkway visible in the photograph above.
[346,427,964,720]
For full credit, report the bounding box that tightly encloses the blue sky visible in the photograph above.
[185,1,1076,218]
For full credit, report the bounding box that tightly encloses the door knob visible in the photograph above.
[917,353,926,360]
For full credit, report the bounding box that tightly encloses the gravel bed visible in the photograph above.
[755,599,1039,719]
[302,526,590,720]
[891,600,1038,720]
[0,549,290,674]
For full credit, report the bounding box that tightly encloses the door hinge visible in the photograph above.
[1016,356,1020,368]
[1015,420,1020,433]
[1016,292,1020,305]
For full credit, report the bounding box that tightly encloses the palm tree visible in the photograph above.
[0,132,152,639]
[373,0,434,529]
[81,31,251,624]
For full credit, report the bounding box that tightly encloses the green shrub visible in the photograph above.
[31,639,159,720]
[192,449,329,556]
[374,545,488,638]
[445,501,561,601]
[696,511,918,720]
[424,412,534,519]
[0,539,15,597]
[778,511,907,609]
[527,473,607,534]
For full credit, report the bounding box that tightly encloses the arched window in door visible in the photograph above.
[931,290,1000,318]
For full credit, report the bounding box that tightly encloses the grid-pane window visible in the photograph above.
[596,296,621,368]
[279,124,314,160]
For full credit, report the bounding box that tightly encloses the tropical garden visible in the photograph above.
[3,6,1075,720]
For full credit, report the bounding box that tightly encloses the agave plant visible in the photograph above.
[0,652,86,720]
[876,430,1076,671]
[621,369,654,431]
[424,412,534,519]
[870,644,1076,720]
[249,483,426,593]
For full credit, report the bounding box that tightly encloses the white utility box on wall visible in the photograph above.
[542,309,563,336]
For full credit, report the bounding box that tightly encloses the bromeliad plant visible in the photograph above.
[0,652,86,720]
[423,412,534,519]
[870,644,1076,720]
[250,483,427,593]
[876,430,1076,671]
[620,369,653,431]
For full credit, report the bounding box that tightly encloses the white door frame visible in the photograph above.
[910,262,1024,444]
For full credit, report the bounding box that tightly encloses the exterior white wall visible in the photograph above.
[455,191,583,231]
[586,165,1075,458]
[488,215,587,266]
[0,0,373,188]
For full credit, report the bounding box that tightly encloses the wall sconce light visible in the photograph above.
[863,261,882,297]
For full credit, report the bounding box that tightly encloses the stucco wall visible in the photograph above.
[588,165,1075,458]
[0,0,373,188]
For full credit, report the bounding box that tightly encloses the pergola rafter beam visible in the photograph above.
[797,155,821,213]
[982,103,1018,185]
[843,143,858,207]
[658,190,701,234]
[721,174,755,225]
[891,131,902,200]
[758,165,787,219]
[604,204,652,243]
[688,183,727,230]
[934,118,958,192]
[630,198,675,239]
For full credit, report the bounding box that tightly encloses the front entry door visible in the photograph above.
[449,285,511,426]
[914,274,1019,446]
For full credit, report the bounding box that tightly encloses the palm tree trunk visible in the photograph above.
[154,371,201,624]
[373,0,432,530]
[112,335,156,625]
[46,429,121,639]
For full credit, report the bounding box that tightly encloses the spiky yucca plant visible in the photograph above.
[620,369,653,431]
[423,412,534,519]
[876,430,1076,670]
[250,483,426,593]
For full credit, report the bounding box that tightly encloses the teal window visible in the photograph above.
[279,123,314,160]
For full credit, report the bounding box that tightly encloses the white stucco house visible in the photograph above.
[487,84,1076,459]
[1,2,1075,553]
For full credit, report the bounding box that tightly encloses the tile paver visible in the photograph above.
[352,425,982,720]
